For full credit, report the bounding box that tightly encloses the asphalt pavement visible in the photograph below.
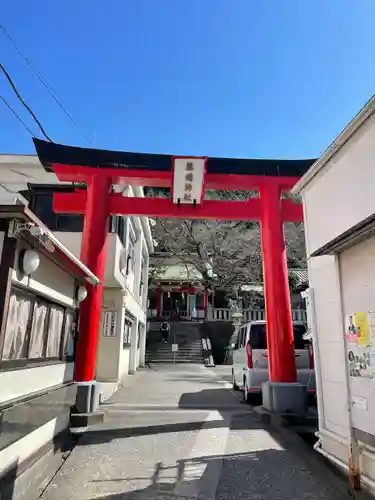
[40,364,360,499]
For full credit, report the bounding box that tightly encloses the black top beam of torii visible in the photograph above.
[33,138,316,178]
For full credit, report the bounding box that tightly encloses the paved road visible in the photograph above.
[41,365,353,499]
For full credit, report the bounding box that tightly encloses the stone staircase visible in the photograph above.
[146,322,205,364]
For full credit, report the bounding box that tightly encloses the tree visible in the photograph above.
[146,187,306,291]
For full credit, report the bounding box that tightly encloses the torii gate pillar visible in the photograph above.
[73,175,111,420]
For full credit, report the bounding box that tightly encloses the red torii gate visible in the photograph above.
[33,139,314,418]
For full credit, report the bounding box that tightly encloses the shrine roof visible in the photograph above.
[33,139,316,178]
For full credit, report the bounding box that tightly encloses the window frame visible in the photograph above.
[30,191,83,232]
[0,285,78,371]
[139,255,146,298]
[123,317,133,348]
[238,326,246,348]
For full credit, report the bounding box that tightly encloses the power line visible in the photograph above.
[0,23,94,146]
[0,62,52,141]
[0,94,35,136]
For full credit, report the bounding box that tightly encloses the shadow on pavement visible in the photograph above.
[77,412,264,447]
[178,387,241,408]
[84,449,353,500]
[78,387,259,446]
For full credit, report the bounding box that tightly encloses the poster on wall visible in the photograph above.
[345,312,372,378]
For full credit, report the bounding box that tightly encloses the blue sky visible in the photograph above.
[1,1,375,159]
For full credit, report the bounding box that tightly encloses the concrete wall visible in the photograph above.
[340,236,375,439]
[302,111,375,255]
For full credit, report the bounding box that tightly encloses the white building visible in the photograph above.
[293,95,375,493]
[0,204,100,498]
[0,155,153,402]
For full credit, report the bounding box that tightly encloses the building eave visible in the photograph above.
[292,94,375,194]
[0,205,100,285]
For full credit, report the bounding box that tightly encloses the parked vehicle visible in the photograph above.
[231,320,316,403]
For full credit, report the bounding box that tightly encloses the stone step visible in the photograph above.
[146,352,205,358]
[147,353,204,358]
[148,359,204,365]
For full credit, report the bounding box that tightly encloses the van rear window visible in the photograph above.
[249,324,267,349]
[249,323,308,349]
[293,324,308,349]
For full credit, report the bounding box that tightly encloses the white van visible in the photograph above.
[231,320,316,403]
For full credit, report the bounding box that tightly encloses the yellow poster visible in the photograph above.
[354,312,369,345]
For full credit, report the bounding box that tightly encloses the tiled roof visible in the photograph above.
[289,268,309,286]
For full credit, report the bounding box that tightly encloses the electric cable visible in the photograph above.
[0,94,35,136]
[0,23,94,146]
[0,62,52,141]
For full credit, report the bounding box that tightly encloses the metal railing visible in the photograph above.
[148,307,307,323]
[211,308,307,323]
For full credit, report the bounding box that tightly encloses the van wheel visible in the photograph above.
[232,370,239,391]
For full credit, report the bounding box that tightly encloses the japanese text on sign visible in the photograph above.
[172,158,206,205]
[103,311,118,337]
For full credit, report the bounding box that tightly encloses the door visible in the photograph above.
[233,325,247,388]
[249,322,269,389]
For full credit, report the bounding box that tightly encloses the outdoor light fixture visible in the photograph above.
[77,285,88,303]
[20,249,40,276]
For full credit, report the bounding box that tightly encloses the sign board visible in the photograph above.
[172,157,206,205]
[103,311,118,337]
[172,344,178,352]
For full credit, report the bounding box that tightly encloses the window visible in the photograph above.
[249,324,267,349]
[2,292,32,360]
[62,310,76,357]
[248,323,309,350]
[46,305,65,357]
[139,256,145,298]
[28,300,49,358]
[238,326,246,348]
[126,241,135,275]
[123,318,132,347]
[137,322,142,348]
[1,286,77,367]
[110,216,126,245]
[293,324,309,350]
[30,191,83,232]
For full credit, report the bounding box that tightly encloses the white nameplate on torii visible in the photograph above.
[172,157,206,205]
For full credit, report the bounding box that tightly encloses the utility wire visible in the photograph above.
[0,23,94,146]
[0,95,35,136]
[0,62,52,141]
